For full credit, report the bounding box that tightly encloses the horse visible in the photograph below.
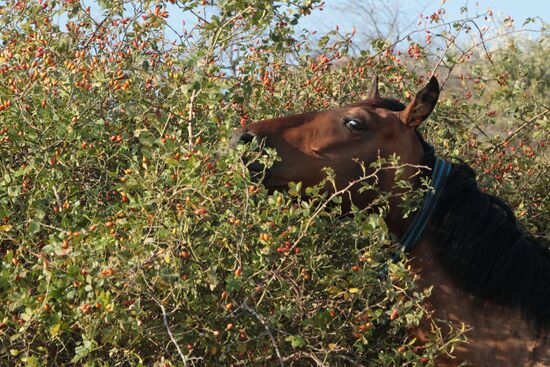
[232,76,550,366]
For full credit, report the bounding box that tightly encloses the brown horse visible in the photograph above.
[233,77,550,366]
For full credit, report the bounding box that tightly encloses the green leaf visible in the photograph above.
[0,224,12,232]
[286,335,305,348]
[207,271,219,290]
[50,323,61,337]
[164,157,179,167]
[28,222,40,234]
[138,133,155,147]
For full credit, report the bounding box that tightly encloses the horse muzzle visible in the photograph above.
[231,128,271,182]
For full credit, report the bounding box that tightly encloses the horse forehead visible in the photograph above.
[250,105,392,136]
[338,105,396,120]
[308,107,376,126]
[252,111,320,132]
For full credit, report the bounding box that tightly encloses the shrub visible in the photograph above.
[0,1,547,365]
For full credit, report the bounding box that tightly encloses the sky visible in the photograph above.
[300,0,548,39]
[430,0,548,23]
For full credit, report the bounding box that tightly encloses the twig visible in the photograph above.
[187,89,197,150]
[282,351,328,366]
[291,162,426,252]
[242,303,285,367]
[336,354,367,367]
[431,31,461,88]
[52,185,62,208]
[365,14,486,62]
[456,111,490,138]
[492,109,549,152]
[470,20,496,70]
[82,13,111,50]
[155,299,188,366]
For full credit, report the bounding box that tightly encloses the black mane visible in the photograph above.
[419,135,550,329]
[346,97,407,112]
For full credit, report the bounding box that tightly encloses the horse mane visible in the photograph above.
[346,97,406,112]
[418,134,550,329]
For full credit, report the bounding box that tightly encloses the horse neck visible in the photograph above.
[381,133,427,239]
[377,162,424,241]
[410,237,550,366]
[385,194,417,240]
[408,161,550,342]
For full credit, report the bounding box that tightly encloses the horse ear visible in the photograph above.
[400,76,439,127]
[367,75,380,99]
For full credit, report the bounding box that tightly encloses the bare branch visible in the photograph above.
[155,299,189,366]
[242,303,285,367]
[492,109,550,152]
[187,89,197,150]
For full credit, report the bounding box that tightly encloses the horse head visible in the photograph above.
[233,76,440,216]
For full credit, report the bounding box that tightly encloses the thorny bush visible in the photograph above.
[0,1,548,366]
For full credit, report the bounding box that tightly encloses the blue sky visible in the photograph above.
[300,0,547,38]
[432,0,548,22]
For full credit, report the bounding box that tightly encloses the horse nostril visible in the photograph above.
[239,132,256,144]
[230,129,257,147]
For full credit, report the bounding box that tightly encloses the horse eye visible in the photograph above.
[344,118,365,131]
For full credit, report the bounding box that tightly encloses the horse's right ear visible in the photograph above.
[399,76,439,127]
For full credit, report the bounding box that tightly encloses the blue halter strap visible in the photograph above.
[397,157,452,253]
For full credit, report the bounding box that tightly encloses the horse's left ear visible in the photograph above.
[400,76,439,127]
[367,75,380,99]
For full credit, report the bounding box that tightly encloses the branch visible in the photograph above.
[492,109,550,152]
[282,351,328,366]
[155,299,189,366]
[242,303,285,367]
[470,20,496,70]
[432,31,461,88]
[290,162,426,253]
[82,12,112,50]
[187,89,197,150]
[140,272,192,366]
